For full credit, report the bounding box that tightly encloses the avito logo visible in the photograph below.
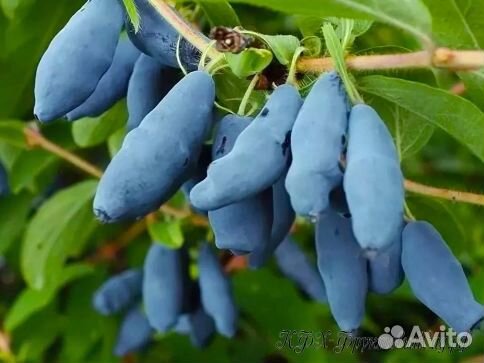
[378,325,472,350]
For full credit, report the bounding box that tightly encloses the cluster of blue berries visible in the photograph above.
[33,0,483,356]
[92,243,236,356]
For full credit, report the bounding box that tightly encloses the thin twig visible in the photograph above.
[146,0,484,78]
[24,126,103,178]
[160,205,191,219]
[24,126,208,260]
[297,49,484,73]
[25,125,484,213]
[224,255,247,273]
[149,0,220,59]
[0,331,11,354]
[450,82,466,95]
[88,219,148,263]
[405,180,484,207]
[140,3,484,74]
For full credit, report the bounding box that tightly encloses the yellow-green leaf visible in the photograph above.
[226,48,273,78]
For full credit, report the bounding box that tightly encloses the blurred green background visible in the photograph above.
[0,1,483,362]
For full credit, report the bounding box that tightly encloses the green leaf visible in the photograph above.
[459,70,484,110]
[422,0,481,49]
[217,0,432,42]
[226,48,273,78]
[0,191,32,254]
[364,96,435,159]
[122,0,140,32]
[1,0,20,18]
[0,141,23,169]
[351,18,374,37]
[0,0,84,118]
[326,17,373,46]
[149,219,184,249]
[9,149,58,193]
[453,0,484,47]
[60,272,114,363]
[256,34,300,65]
[107,126,126,158]
[406,196,466,255]
[214,69,266,113]
[71,101,127,148]
[394,109,435,159]
[359,75,484,162]
[295,15,325,37]
[5,263,94,331]
[21,180,98,289]
[471,269,484,302]
[301,36,322,57]
[197,0,240,27]
[323,23,361,104]
[0,119,27,148]
[422,1,484,108]
[15,305,64,363]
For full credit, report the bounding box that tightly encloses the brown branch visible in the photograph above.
[160,204,191,219]
[87,219,148,263]
[143,4,484,74]
[405,180,484,207]
[25,125,484,213]
[0,331,11,354]
[297,49,484,73]
[24,126,103,178]
[88,210,209,263]
[149,1,484,74]
[224,255,247,273]
[450,82,466,95]
[24,126,208,261]
[149,0,220,59]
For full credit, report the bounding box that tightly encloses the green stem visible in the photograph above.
[287,46,306,87]
[24,126,103,179]
[323,23,363,104]
[214,101,236,115]
[176,36,188,76]
[394,107,403,162]
[404,201,416,221]
[341,18,355,50]
[238,74,260,116]
[205,53,226,74]
[199,40,218,71]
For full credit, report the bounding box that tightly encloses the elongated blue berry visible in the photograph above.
[143,244,189,332]
[274,237,327,302]
[368,234,404,294]
[114,307,153,357]
[93,71,215,222]
[402,221,484,332]
[204,115,272,253]
[286,72,349,217]
[199,243,238,337]
[34,0,124,121]
[344,104,404,250]
[316,210,367,332]
[174,307,215,348]
[92,269,143,315]
[126,55,181,131]
[248,173,295,268]
[125,0,200,69]
[190,85,302,210]
[66,37,140,121]
[181,145,212,216]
